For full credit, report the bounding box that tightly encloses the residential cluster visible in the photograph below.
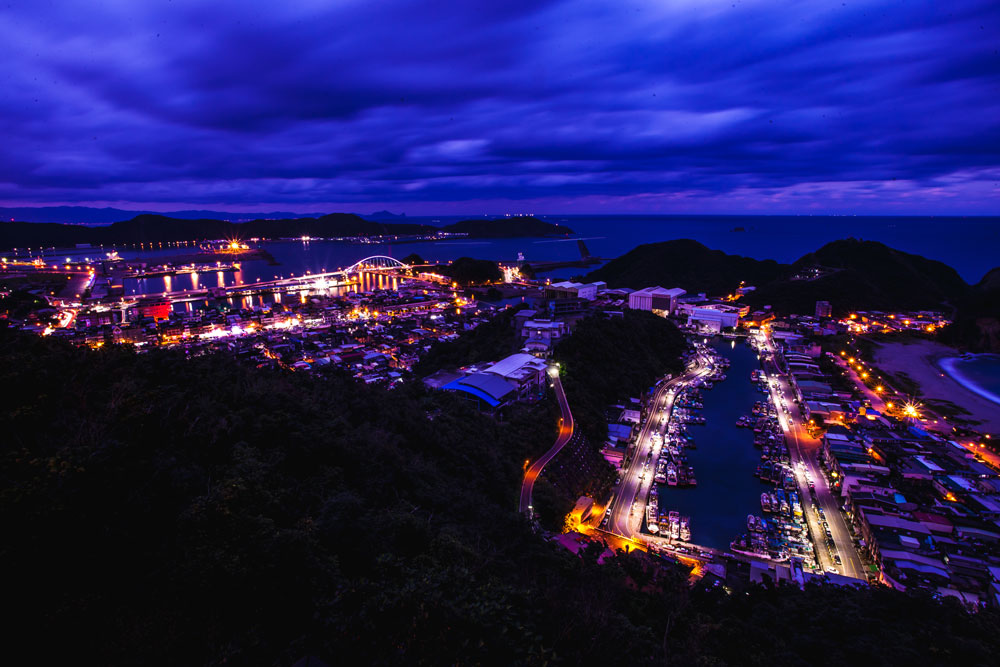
[20,270,504,384]
[761,329,1000,606]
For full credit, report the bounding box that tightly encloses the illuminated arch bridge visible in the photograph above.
[344,255,409,273]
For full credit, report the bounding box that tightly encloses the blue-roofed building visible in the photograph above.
[442,372,517,411]
[607,423,633,444]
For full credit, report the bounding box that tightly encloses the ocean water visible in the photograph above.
[940,354,1000,407]
[538,215,999,285]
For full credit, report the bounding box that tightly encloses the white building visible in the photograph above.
[520,318,569,353]
[483,353,549,399]
[676,303,741,331]
[546,280,605,301]
[627,286,686,314]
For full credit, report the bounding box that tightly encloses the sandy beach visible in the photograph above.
[874,339,1000,434]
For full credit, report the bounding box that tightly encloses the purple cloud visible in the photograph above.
[0,0,997,214]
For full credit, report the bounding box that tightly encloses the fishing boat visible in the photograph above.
[646,488,660,535]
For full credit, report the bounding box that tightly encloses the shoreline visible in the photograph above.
[940,355,1000,409]
[873,340,1000,434]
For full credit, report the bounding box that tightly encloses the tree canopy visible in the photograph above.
[3,327,1000,665]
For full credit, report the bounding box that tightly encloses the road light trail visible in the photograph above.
[604,350,711,541]
[758,328,865,579]
[519,365,574,517]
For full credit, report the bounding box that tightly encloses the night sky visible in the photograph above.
[2,1,998,215]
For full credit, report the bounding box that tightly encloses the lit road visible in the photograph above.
[758,330,865,579]
[520,366,574,517]
[604,350,712,540]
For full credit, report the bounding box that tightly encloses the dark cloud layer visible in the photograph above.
[1,0,998,213]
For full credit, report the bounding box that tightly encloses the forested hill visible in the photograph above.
[744,239,971,315]
[940,266,1000,352]
[588,238,973,316]
[4,329,1000,664]
[554,310,687,447]
[585,239,790,296]
[440,215,572,237]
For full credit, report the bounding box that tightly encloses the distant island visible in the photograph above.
[0,213,571,248]
[438,217,571,239]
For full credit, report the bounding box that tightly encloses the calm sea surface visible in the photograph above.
[941,354,1000,408]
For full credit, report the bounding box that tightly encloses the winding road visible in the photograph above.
[519,366,574,517]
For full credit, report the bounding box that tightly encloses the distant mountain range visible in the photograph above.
[366,210,407,220]
[0,206,324,224]
[0,213,570,248]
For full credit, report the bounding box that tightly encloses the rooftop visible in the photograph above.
[484,352,548,379]
[443,372,517,406]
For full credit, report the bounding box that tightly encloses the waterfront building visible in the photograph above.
[675,303,741,331]
[545,280,605,301]
[135,297,172,321]
[628,286,686,315]
[815,300,833,318]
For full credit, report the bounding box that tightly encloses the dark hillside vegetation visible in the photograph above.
[745,239,971,315]
[586,239,789,296]
[2,328,1000,665]
[554,310,687,447]
[939,266,1000,353]
[428,256,503,285]
[412,304,525,376]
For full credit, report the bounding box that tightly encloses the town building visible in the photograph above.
[545,280,605,301]
[519,317,569,353]
[442,372,518,411]
[627,286,686,315]
[482,352,549,400]
[675,303,741,331]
